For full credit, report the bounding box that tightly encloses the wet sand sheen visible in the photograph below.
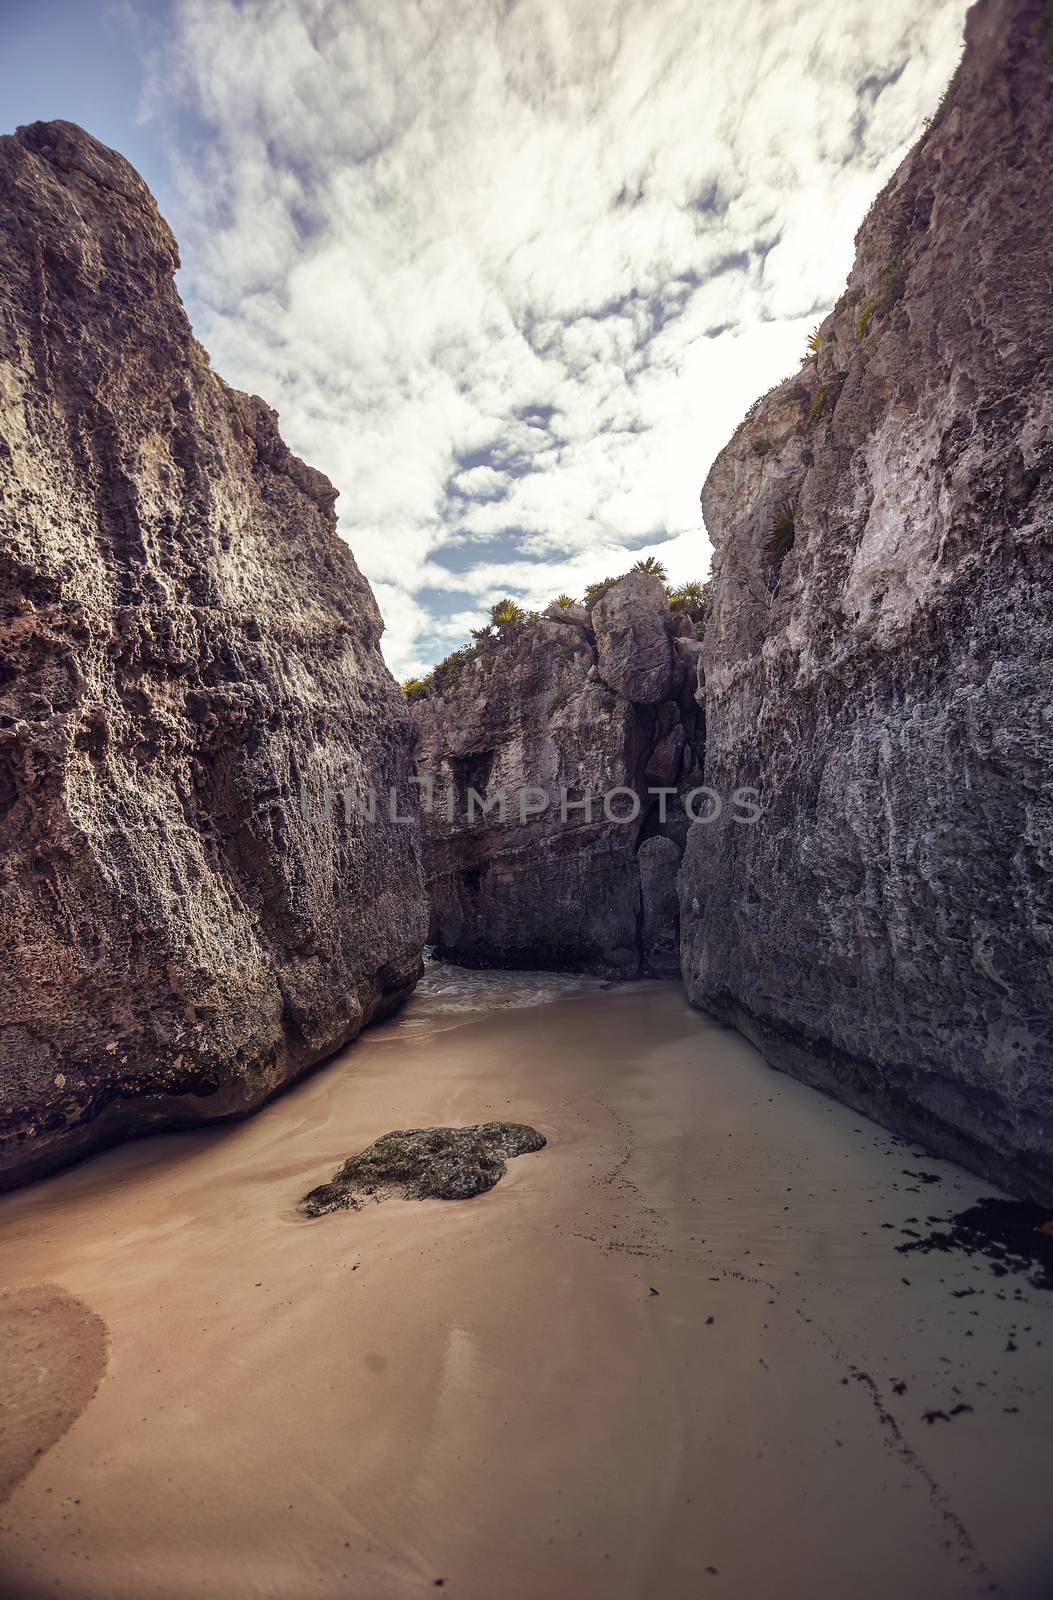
[0,973,1050,1599]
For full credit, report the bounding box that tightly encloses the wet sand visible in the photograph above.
[0,971,1050,1599]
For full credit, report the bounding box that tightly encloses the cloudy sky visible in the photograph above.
[3,0,968,678]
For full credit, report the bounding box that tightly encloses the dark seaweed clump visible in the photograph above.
[301,1123,546,1217]
[896,1198,1053,1290]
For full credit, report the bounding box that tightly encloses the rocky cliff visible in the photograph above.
[413,573,705,976]
[680,0,1053,1201]
[0,122,428,1188]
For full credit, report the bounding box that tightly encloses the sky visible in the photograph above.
[1,0,969,679]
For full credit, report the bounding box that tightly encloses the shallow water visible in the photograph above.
[0,975,1050,1599]
[378,958,615,1036]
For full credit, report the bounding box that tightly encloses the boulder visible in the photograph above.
[592,572,674,704]
[300,1122,546,1214]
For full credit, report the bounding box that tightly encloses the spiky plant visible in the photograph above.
[764,502,797,570]
[631,555,668,583]
[668,580,708,626]
[583,576,618,609]
[489,597,526,634]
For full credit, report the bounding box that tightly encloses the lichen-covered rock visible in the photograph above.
[679,0,1053,1202]
[300,1122,546,1215]
[413,579,704,975]
[0,122,428,1189]
[592,571,674,704]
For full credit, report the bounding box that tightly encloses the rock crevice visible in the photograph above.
[412,572,704,976]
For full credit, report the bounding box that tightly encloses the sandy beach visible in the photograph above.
[0,968,1050,1600]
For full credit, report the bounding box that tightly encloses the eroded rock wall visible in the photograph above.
[413,573,704,976]
[680,0,1053,1200]
[0,122,428,1188]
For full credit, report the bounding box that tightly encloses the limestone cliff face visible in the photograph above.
[413,573,704,976]
[680,0,1053,1201]
[0,122,428,1188]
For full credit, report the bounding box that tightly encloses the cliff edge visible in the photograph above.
[413,573,705,976]
[0,122,428,1188]
[680,0,1053,1200]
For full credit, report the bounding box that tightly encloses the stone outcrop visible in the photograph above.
[413,574,704,975]
[300,1122,546,1215]
[592,573,675,704]
[0,122,428,1189]
[680,0,1053,1202]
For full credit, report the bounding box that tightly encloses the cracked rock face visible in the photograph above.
[592,571,675,704]
[0,122,428,1189]
[638,836,681,978]
[412,578,703,976]
[300,1123,546,1215]
[680,0,1053,1202]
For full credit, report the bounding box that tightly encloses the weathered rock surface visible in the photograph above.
[638,836,681,977]
[413,579,703,975]
[680,0,1053,1202]
[592,571,675,704]
[0,122,428,1189]
[300,1122,545,1215]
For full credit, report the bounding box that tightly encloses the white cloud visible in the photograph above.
[147,0,968,676]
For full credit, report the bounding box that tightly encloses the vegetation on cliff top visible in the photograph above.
[402,556,709,702]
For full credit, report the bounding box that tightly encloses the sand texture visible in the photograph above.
[0,1285,108,1505]
[0,971,1050,1599]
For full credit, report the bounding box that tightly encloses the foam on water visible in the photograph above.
[371,957,613,1039]
[416,957,607,1011]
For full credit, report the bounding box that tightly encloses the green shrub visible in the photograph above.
[583,576,618,608]
[808,372,846,429]
[668,580,708,627]
[631,555,668,582]
[490,597,526,634]
[856,254,907,342]
[764,502,796,570]
[432,644,475,694]
[548,687,569,716]
[808,383,830,428]
[751,436,772,457]
[800,325,821,363]
[856,300,877,341]
[735,381,781,435]
[402,675,433,702]
[833,286,863,316]
[553,594,577,609]
[410,565,713,702]
[924,58,965,129]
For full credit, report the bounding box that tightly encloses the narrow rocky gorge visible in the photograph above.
[0,121,428,1190]
[412,571,705,977]
[411,0,1052,1207]
[681,0,1053,1203]
[0,0,1047,1222]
